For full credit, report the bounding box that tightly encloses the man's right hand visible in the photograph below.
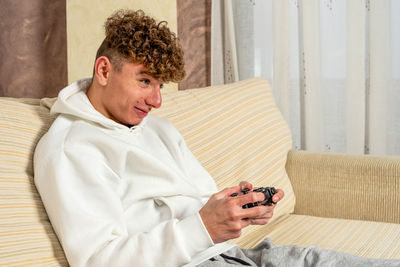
[199,184,275,244]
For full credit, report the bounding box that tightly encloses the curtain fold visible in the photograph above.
[212,0,400,155]
[369,0,391,154]
[223,0,240,83]
[272,0,291,124]
[298,0,323,151]
[346,0,367,154]
[211,0,239,85]
[211,0,225,86]
[177,0,211,90]
[0,0,67,98]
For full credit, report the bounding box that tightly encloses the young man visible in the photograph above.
[34,9,399,267]
[34,9,281,266]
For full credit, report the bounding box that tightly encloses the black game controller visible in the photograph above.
[231,187,277,209]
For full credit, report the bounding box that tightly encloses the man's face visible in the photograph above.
[95,62,163,126]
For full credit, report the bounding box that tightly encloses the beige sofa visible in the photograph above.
[1,78,400,266]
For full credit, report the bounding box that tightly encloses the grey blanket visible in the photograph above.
[197,238,400,267]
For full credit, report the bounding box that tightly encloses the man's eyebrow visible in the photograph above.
[137,70,150,75]
[136,70,164,83]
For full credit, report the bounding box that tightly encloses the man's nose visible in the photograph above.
[147,86,162,109]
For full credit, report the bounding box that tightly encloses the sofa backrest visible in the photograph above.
[152,78,296,229]
[0,78,295,265]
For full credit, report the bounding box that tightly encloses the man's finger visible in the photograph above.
[249,217,271,225]
[214,185,241,199]
[272,189,284,203]
[239,181,253,191]
[236,203,270,219]
[234,191,266,207]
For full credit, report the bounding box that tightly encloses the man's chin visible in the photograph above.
[125,117,145,127]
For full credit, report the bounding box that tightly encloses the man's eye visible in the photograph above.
[140,79,150,85]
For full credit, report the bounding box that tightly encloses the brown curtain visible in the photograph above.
[177,0,211,90]
[0,0,210,96]
[0,0,67,98]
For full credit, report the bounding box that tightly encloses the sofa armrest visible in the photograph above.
[285,150,400,224]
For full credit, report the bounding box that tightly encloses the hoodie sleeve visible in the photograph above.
[34,146,215,267]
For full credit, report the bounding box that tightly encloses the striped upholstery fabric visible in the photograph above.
[264,214,400,259]
[0,98,68,266]
[2,78,400,264]
[152,78,296,228]
[153,78,400,258]
[286,150,400,224]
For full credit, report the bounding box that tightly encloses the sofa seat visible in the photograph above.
[234,214,400,259]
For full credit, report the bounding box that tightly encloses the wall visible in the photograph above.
[67,0,178,92]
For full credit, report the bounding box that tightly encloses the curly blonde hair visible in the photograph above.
[96,9,185,82]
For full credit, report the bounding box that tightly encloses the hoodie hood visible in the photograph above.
[51,78,147,130]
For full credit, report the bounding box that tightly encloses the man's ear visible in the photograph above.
[94,56,112,86]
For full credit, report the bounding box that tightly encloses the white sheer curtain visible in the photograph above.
[211,0,400,155]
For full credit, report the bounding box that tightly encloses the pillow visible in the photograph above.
[152,77,296,227]
[0,98,67,266]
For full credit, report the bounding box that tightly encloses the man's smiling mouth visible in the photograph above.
[134,106,150,117]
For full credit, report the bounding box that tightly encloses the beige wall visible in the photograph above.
[67,0,178,92]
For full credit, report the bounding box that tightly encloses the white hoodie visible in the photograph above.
[34,79,235,267]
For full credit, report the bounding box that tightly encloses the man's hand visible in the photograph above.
[236,181,284,225]
[248,193,284,225]
[199,182,284,244]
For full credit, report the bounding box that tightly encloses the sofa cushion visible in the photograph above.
[152,78,296,229]
[0,98,67,266]
[242,214,400,259]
